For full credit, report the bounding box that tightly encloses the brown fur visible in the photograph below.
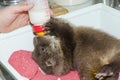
[32,18,120,80]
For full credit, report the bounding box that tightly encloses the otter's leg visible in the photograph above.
[95,54,120,80]
[74,56,101,80]
[45,18,75,50]
[78,69,95,80]
[45,18,74,39]
[77,64,101,80]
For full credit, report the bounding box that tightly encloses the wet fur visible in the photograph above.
[32,18,120,80]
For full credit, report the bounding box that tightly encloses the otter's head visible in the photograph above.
[32,36,71,76]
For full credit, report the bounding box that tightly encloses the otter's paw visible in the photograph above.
[44,27,51,35]
[95,65,113,80]
[95,72,113,80]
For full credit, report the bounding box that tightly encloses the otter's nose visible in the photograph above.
[45,59,56,67]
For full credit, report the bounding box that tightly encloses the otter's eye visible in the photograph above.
[40,47,46,53]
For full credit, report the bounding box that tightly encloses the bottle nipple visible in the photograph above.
[32,25,45,36]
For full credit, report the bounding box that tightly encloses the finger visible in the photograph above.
[49,9,54,16]
[12,1,34,12]
[19,2,34,11]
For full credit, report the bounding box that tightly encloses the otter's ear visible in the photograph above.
[33,37,39,46]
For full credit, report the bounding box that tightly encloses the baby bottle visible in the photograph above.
[27,0,50,36]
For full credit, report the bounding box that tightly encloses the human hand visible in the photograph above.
[0,2,34,33]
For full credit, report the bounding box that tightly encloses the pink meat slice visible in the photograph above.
[8,50,39,79]
[31,69,58,80]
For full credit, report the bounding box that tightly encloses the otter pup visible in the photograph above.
[32,18,120,80]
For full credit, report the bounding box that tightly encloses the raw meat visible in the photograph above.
[8,50,39,79]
